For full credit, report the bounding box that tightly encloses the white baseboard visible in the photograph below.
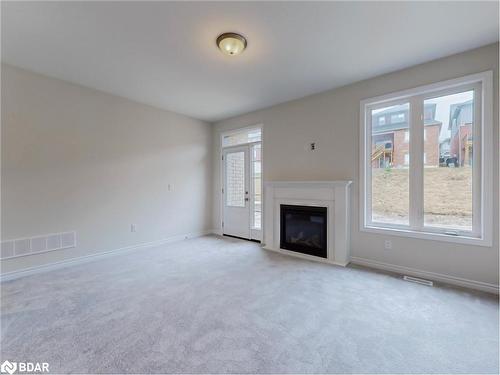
[351,256,499,295]
[1,230,213,282]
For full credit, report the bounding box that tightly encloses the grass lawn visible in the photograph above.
[372,166,472,229]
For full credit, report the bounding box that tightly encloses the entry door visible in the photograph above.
[223,145,250,239]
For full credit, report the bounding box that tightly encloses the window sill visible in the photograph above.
[361,225,491,247]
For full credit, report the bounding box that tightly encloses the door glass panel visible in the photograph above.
[226,151,245,207]
[370,103,410,225]
[252,144,262,229]
[424,90,474,231]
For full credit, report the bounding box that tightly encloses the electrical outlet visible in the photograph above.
[384,240,392,250]
[131,224,137,233]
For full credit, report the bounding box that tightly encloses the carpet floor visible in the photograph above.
[1,235,498,374]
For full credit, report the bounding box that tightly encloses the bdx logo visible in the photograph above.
[1,361,49,374]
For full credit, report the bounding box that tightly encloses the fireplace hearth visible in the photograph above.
[280,204,327,258]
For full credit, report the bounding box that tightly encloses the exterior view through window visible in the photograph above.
[222,128,261,147]
[371,103,410,225]
[424,91,474,231]
[362,73,491,243]
[252,143,262,229]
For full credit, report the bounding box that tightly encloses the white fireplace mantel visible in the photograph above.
[263,180,352,266]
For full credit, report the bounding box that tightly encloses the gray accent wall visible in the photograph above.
[212,43,499,288]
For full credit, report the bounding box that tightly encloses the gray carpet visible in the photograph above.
[1,235,498,374]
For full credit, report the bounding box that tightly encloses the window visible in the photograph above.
[424,90,473,230]
[225,151,245,207]
[371,103,410,224]
[391,113,405,123]
[251,143,262,229]
[378,116,386,125]
[361,72,493,245]
[222,127,261,147]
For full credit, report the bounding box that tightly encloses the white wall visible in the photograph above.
[1,64,213,273]
[213,43,499,288]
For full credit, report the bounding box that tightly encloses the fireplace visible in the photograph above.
[280,204,327,258]
[264,181,351,265]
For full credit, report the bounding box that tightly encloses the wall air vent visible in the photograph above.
[0,231,76,260]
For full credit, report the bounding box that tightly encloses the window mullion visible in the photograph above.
[409,96,424,230]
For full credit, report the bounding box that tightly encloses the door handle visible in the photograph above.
[245,198,249,201]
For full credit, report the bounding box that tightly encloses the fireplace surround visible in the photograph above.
[263,181,352,266]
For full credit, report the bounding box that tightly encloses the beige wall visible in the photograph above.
[213,43,499,287]
[1,64,213,273]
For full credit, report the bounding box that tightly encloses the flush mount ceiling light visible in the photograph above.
[216,32,247,56]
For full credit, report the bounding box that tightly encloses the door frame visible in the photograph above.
[220,124,263,241]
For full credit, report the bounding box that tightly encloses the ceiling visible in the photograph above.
[2,1,499,122]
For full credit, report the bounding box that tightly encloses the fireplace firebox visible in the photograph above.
[280,204,327,258]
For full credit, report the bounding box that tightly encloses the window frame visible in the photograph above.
[359,71,493,246]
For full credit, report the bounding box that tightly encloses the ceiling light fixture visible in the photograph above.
[216,32,247,56]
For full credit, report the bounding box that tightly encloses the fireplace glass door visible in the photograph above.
[280,205,327,258]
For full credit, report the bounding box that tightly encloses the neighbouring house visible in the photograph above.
[449,99,473,166]
[371,103,442,168]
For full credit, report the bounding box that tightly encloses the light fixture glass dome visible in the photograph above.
[217,33,247,56]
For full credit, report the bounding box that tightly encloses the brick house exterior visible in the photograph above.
[371,103,442,168]
[392,128,408,167]
[449,100,473,166]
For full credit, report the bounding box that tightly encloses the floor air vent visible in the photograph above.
[403,275,434,287]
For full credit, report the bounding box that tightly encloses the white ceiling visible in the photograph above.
[2,1,499,122]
